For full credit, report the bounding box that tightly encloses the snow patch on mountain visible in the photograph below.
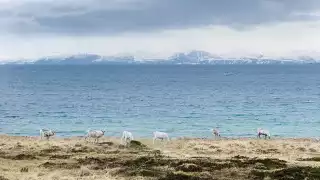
[2,50,320,65]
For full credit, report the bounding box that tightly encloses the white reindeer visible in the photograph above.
[153,131,169,144]
[121,131,134,146]
[257,128,271,139]
[85,129,105,143]
[211,128,221,138]
[40,129,55,140]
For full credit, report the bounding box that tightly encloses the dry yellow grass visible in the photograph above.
[1,135,320,180]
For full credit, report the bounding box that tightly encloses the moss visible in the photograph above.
[106,150,120,154]
[176,163,202,172]
[199,172,213,179]
[251,158,287,169]
[297,147,307,152]
[9,153,37,160]
[49,154,71,159]
[40,161,80,169]
[159,171,211,180]
[309,167,320,178]
[0,176,9,180]
[231,158,287,170]
[253,162,268,170]
[129,140,147,149]
[40,146,62,154]
[250,169,267,180]
[77,156,119,168]
[127,168,164,177]
[70,146,92,153]
[256,148,280,154]
[271,166,312,180]
[297,157,320,162]
[98,141,114,146]
[251,166,320,180]
[125,156,173,168]
[20,167,28,172]
[309,148,317,152]
[232,155,249,160]
[88,164,105,170]
[149,150,162,157]
[170,157,231,171]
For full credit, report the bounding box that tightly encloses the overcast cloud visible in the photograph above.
[0,0,320,35]
[0,0,320,60]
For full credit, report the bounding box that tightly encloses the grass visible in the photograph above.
[0,135,320,179]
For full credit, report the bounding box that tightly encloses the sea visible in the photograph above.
[0,65,320,138]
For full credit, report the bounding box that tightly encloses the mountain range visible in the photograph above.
[3,50,320,65]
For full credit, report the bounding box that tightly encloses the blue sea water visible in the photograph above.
[0,65,320,138]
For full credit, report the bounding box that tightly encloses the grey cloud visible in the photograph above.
[1,0,320,35]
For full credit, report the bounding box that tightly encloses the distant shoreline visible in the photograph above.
[1,63,320,66]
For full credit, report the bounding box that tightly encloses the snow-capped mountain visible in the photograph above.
[2,51,320,65]
[33,54,135,65]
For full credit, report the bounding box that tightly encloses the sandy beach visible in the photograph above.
[1,135,320,180]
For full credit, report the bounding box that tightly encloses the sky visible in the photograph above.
[0,0,320,60]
